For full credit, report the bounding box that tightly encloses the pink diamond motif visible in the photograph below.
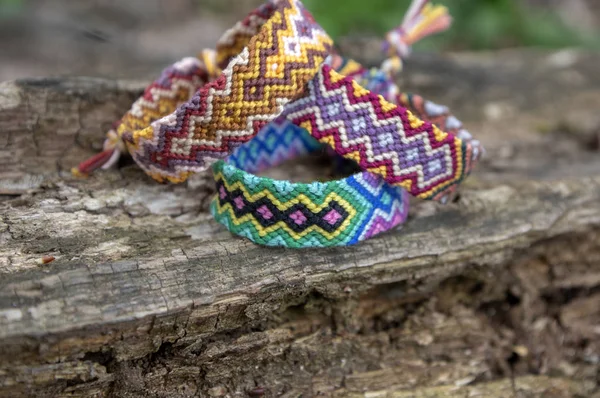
[257,205,273,220]
[370,221,385,235]
[219,186,227,199]
[233,196,245,210]
[289,210,307,225]
[323,209,342,225]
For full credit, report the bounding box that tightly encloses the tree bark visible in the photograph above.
[1,49,599,397]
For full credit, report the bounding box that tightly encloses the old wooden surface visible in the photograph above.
[1,49,599,397]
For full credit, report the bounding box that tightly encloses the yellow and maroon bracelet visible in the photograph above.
[75,0,332,182]
[123,0,332,183]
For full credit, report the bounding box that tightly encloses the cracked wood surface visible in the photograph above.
[1,49,600,396]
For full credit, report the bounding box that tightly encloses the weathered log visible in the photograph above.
[1,49,599,397]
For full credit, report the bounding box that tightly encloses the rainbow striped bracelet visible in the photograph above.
[211,120,410,248]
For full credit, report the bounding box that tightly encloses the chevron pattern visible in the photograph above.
[117,57,211,141]
[282,64,480,201]
[215,2,275,69]
[210,160,408,248]
[397,92,480,145]
[226,118,323,174]
[125,0,332,183]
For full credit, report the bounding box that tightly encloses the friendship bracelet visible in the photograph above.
[211,2,476,204]
[213,49,475,247]
[122,0,332,183]
[225,118,323,175]
[212,88,473,247]
[76,0,478,207]
[281,63,483,203]
[212,56,405,248]
[222,58,478,177]
[73,52,218,176]
[211,121,409,248]
[75,0,453,185]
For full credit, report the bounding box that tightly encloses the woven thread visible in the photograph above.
[212,52,477,246]
[211,122,409,248]
[281,64,483,202]
[226,119,323,175]
[123,0,333,183]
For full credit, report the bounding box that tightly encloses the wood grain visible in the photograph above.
[1,49,599,397]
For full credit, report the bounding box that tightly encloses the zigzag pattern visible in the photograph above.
[126,0,332,183]
[397,93,465,137]
[118,57,211,140]
[226,118,322,174]
[282,64,479,201]
[210,161,409,248]
[215,2,275,69]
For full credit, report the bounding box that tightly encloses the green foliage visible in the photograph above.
[0,0,23,18]
[303,0,597,50]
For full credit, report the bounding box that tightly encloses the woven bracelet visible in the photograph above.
[75,0,332,181]
[212,51,474,247]
[211,89,473,247]
[280,61,483,203]
[73,52,218,176]
[125,0,331,183]
[271,0,478,203]
[211,120,409,248]
[75,0,455,189]
[211,0,471,247]
[213,57,408,248]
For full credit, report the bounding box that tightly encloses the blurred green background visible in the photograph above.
[303,0,599,50]
[1,0,598,51]
[1,0,599,81]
